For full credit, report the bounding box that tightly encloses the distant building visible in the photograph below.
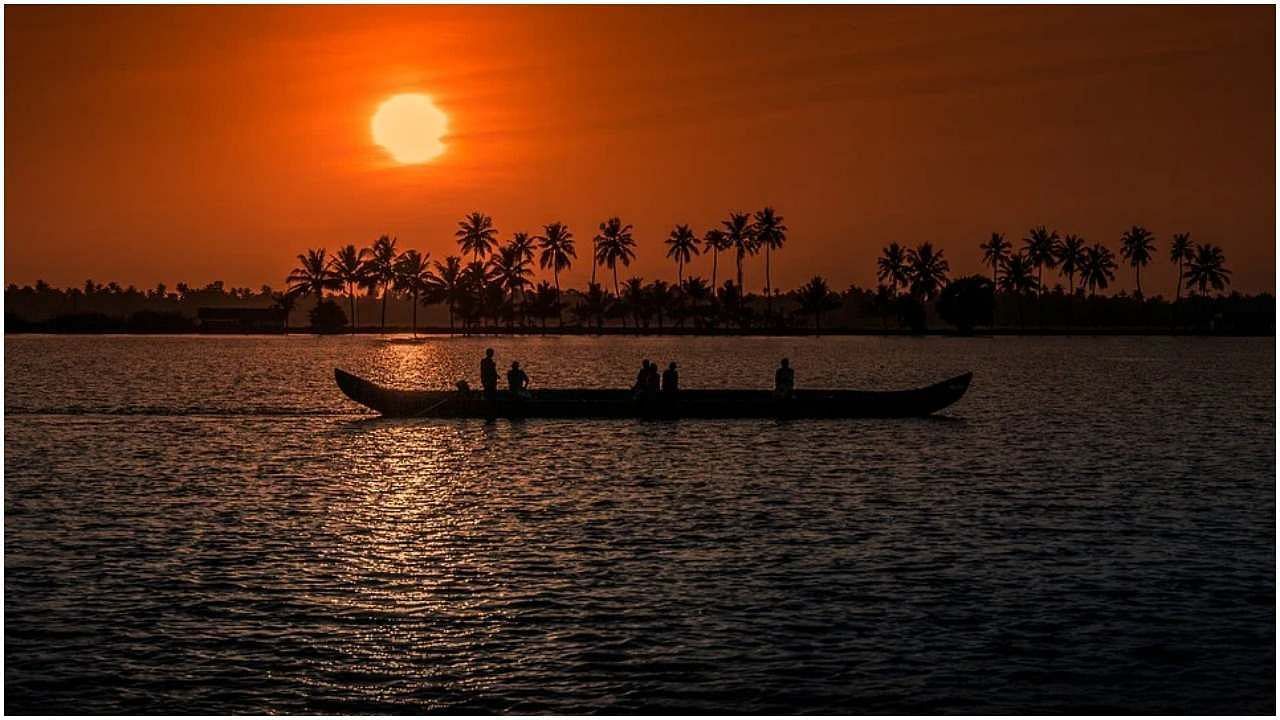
[197,307,286,333]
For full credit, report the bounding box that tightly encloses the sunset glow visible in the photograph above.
[371,93,448,164]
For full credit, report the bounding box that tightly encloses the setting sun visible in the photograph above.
[371,93,447,164]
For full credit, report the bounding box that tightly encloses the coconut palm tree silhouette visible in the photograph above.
[535,222,575,325]
[753,207,787,315]
[1119,225,1156,296]
[1186,243,1231,296]
[1169,232,1195,303]
[906,243,950,300]
[455,212,498,263]
[287,248,341,303]
[979,232,1011,286]
[367,235,399,331]
[486,244,532,327]
[329,244,370,331]
[1055,234,1087,293]
[593,217,633,290]
[594,218,636,296]
[702,228,730,289]
[1080,243,1118,297]
[722,212,756,293]
[796,275,840,330]
[877,242,910,295]
[425,256,465,331]
[392,249,431,335]
[508,231,536,266]
[1022,225,1060,298]
[999,252,1038,329]
[665,224,700,285]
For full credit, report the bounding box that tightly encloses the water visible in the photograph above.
[5,334,1275,713]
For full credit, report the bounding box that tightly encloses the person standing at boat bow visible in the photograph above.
[480,348,499,417]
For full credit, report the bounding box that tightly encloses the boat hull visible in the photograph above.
[334,368,973,419]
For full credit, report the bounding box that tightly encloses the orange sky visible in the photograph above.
[5,5,1275,295]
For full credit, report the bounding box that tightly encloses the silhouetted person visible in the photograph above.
[634,359,659,400]
[507,360,530,397]
[634,360,651,392]
[480,348,498,418]
[662,361,679,393]
[775,358,795,399]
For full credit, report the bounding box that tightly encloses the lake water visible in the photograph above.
[4,334,1275,713]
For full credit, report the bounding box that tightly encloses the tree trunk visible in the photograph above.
[381,284,388,331]
[766,246,772,317]
[1135,266,1142,296]
[711,252,718,289]
[590,242,598,285]
[554,271,562,327]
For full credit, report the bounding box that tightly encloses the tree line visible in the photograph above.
[5,213,1269,335]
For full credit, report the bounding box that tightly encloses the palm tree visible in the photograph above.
[1119,225,1156,296]
[455,212,498,262]
[392,249,431,335]
[509,231,536,267]
[722,212,756,294]
[795,276,840,331]
[753,207,787,315]
[486,244,532,327]
[1055,234,1087,293]
[1080,243,1118,297]
[269,291,296,331]
[680,276,712,328]
[535,222,575,325]
[648,279,674,329]
[998,253,1038,328]
[329,244,370,331]
[979,232,1012,286]
[286,248,341,303]
[702,228,730,289]
[1022,225,1060,297]
[594,218,636,296]
[876,243,910,294]
[1185,243,1231,296]
[906,243,950,300]
[665,224,699,284]
[1169,232,1195,303]
[621,277,647,328]
[593,217,632,288]
[527,281,559,329]
[424,256,465,331]
[367,235,399,331]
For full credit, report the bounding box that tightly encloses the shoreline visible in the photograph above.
[4,326,1273,338]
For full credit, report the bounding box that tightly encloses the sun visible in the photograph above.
[371,93,448,164]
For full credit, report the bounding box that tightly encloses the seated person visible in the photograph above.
[662,362,679,393]
[774,358,795,398]
[507,361,531,398]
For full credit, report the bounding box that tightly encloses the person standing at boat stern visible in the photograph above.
[775,358,795,399]
[480,348,499,416]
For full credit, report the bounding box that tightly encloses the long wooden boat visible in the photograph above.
[334,368,973,419]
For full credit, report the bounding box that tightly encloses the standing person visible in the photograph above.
[480,348,499,418]
[662,361,679,394]
[774,358,795,399]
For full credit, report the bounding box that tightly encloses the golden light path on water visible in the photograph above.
[3,334,1275,712]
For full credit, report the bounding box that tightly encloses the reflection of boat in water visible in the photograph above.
[334,368,973,419]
